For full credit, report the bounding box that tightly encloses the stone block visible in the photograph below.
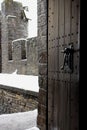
[38,104,46,116]
[39,64,47,75]
[39,75,47,90]
[0,85,38,114]
[38,89,47,106]
[38,51,47,63]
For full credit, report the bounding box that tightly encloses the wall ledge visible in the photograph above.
[0,84,38,98]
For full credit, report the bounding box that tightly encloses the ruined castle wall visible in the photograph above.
[1,0,28,39]
[1,0,38,76]
[0,84,38,114]
[1,37,38,75]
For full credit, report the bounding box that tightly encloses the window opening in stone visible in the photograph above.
[8,41,13,60]
[21,40,27,60]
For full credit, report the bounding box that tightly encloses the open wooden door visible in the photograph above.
[48,0,80,129]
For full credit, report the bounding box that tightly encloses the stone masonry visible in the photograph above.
[1,37,38,75]
[37,0,47,130]
[0,11,1,73]
[0,84,38,114]
[0,0,38,75]
[0,0,48,129]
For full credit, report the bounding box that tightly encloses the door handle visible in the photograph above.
[61,44,74,73]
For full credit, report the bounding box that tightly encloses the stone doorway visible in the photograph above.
[37,0,80,130]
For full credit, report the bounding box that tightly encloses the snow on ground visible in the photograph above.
[0,73,40,129]
[26,127,39,130]
[0,73,39,92]
[0,109,39,130]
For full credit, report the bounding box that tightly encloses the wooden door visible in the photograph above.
[48,0,80,130]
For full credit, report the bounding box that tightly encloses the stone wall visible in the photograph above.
[0,0,38,75]
[27,37,38,75]
[1,0,28,39]
[0,11,2,73]
[0,85,38,114]
[0,0,48,128]
[1,0,30,74]
[37,0,47,130]
[1,37,38,75]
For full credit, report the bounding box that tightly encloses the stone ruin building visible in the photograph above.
[0,0,38,75]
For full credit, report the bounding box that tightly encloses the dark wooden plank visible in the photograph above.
[59,0,64,45]
[48,0,55,129]
[63,0,71,129]
[70,0,80,130]
[70,0,80,81]
[58,0,64,81]
[70,82,79,130]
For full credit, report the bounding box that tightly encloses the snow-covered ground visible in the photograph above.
[0,109,39,130]
[0,73,39,92]
[0,73,40,130]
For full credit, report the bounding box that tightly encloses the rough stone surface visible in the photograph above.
[37,0,47,129]
[1,38,38,75]
[0,0,38,76]
[0,11,2,73]
[0,0,48,129]
[0,85,38,114]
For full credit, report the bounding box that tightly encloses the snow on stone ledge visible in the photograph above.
[0,73,39,92]
[6,15,17,19]
[12,38,27,43]
[26,127,40,130]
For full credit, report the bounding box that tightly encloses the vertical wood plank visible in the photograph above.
[70,0,80,130]
[59,0,65,129]
[64,0,71,129]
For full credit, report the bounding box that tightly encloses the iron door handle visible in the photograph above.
[61,44,74,73]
